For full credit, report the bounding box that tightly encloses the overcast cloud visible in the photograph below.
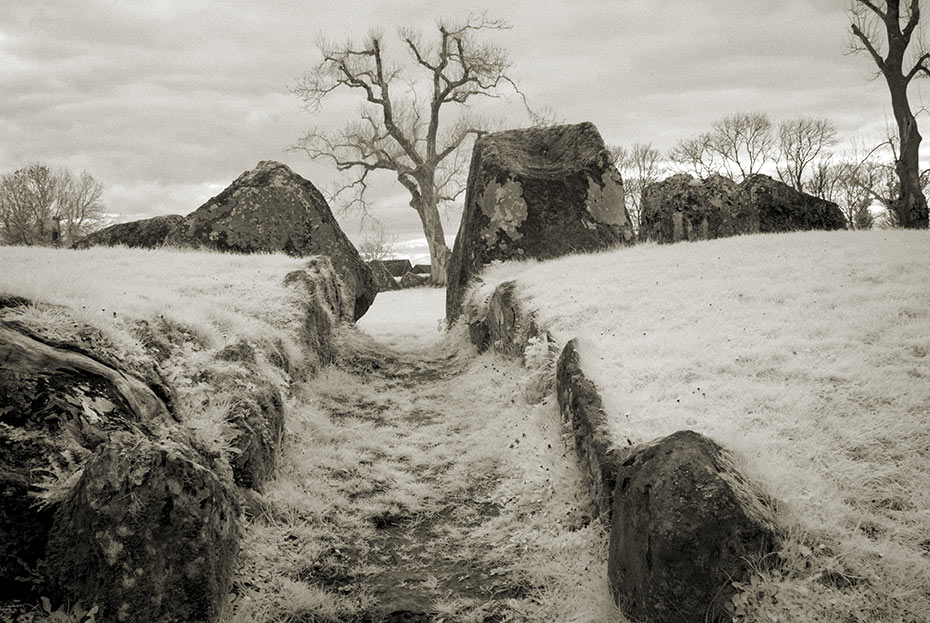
[2,0,927,243]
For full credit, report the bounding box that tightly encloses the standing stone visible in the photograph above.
[741,174,846,233]
[73,215,184,249]
[446,122,634,322]
[368,260,402,292]
[608,430,776,623]
[163,161,375,320]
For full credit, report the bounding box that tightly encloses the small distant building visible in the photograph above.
[411,264,431,275]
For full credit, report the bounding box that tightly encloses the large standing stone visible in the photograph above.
[45,432,239,623]
[73,215,184,249]
[162,160,375,320]
[608,430,776,623]
[741,174,846,233]
[446,122,634,322]
[639,174,749,243]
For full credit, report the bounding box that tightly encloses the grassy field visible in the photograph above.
[473,230,930,622]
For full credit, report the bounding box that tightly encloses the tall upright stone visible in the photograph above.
[162,161,375,320]
[446,122,634,322]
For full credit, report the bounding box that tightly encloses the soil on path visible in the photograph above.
[230,327,618,622]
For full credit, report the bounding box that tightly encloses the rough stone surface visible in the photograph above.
[368,260,402,292]
[164,160,375,320]
[411,264,431,275]
[741,174,846,233]
[399,271,430,289]
[195,363,284,491]
[45,432,239,623]
[73,215,184,250]
[0,325,171,597]
[284,257,347,375]
[447,122,635,322]
[556,339,621,519]
[640,174,748,243]
[608,430,776,623]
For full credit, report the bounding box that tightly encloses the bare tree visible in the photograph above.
[357,223,398,261]
[0,164,105,246]
[850,0,930,228]
[668,133,719,177]
[292,15,523,284]
[777,117,839,192]
[707,112,776,180]
[611,143,665,233]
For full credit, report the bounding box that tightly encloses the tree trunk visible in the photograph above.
[887,71,929,229]
[414,196,451,286]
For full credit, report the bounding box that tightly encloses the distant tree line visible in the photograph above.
[610,110,928,233]
[0,163,106,246]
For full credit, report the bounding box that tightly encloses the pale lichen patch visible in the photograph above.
[585,168,627,227]
[477,177,528,246]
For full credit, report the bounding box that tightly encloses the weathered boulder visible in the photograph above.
[165,160,375,320]
[368,260,401,292]
[45,432,239,623]
[639,174,747,243]
[399,271,430,289]
[447,122,634,322]
[741,174,846,233]
[411,263,431,275]
[608,430,776,623]
[0,325,172,597]
[73,214,184,249]
[283,257,348,375]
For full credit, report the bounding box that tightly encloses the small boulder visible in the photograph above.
[381,259,413,277]
[368,260,402,292]
[165,161,376,320]
[608,430,776,623]
[447,122,634,322]
[410,263,431,275]
[399,271,430,289]
[45,432,239,623]
[73,215,184,249]
[741,174,846,233]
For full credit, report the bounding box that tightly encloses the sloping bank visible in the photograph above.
[457,230,930,623]
[0,246,352,622]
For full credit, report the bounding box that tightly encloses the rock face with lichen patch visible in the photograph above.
[446,123,634,322]
[45,432,239,623]
[368,260,402,292]
[0,325,172,597]
[162,160,375,320]
[73,215,184,249]
[639,174,749,244]
[608,430,776,623]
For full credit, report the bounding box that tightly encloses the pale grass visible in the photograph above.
[0,244,316,456]
[469,230,930,621]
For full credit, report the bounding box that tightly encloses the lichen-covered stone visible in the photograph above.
[741,174,846,233]
[73,215,184,249]
[640,174,747,244]
[447,122,634,322]
[0,325,171,597]
[284,257,347,374]
[368,260,401,292]
[45,432,239,623]
[608,430,776,623]
[164,161,376,320]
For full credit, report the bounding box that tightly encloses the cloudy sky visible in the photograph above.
[2,0,928,251]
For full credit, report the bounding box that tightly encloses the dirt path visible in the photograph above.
[231,328,618,622]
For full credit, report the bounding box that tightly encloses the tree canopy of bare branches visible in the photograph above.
[669,113,775,181]
[292,15,522,284]
[777,117,839,192]
[0,164,105,246]
[850,0,930,228]
[611,143,665,233]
